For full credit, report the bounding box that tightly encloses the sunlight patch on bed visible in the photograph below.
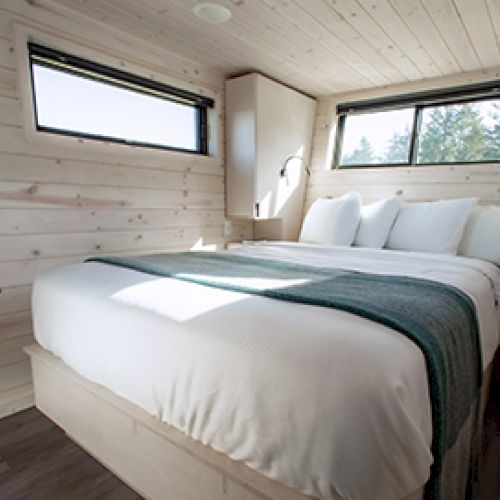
[176,274,310,290]
[111,278,248,321]
[110,273,311,321]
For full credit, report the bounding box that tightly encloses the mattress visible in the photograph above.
[32,243,500,500]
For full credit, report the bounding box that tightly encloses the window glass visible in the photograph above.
[340,108,414,166]
[417,99,499,164]
[32,64,198,151]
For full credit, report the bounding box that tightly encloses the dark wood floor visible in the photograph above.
[0,392,498,500]
[474,370,500,500]
[0,408,141,499]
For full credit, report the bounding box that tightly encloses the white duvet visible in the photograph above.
[32,243,500,500]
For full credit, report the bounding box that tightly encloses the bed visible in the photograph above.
[27,242,500,500]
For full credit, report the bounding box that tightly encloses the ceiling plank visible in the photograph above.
[486,0,500,49]
[259,0,392,88]
[325,0,424,80]
[390,0,461,74]
[294,0,408,84]
[454,0,500,68]
[166,0,364,92]
[172,0,375,90]
[358,0,442,79]
[139,0,349,93]
[421,0,482,72]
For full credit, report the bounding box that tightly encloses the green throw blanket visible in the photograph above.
[86,251,482,499]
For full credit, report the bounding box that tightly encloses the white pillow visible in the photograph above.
[459,206,500,265]
[386,197,478,254]
[300,191,361,246]
[354,196,402,248]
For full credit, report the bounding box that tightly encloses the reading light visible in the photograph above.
[279,155,311,177]
[193,3,232,24]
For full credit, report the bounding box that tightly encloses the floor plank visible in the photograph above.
[474,363,500,500]
[0,407,142,499]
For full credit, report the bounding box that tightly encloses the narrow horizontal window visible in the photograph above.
[28,43,214,154]
[333,82,499,168]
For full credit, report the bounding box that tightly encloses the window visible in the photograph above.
[333,82,499,168]
[417,100,498,164]
[339,108,414,166]
[28,43,214,154]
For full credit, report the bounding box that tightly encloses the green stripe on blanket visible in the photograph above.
[86,251,483,499]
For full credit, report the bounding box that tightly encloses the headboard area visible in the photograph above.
[304,71,500,214]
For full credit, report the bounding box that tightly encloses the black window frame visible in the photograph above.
[332,81,500,169]
[28,42,214,155]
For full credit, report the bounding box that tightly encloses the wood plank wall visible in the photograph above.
[305,69,500,212]
[0,0,253,418]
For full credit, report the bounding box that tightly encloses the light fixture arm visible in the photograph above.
[279,155,311,177]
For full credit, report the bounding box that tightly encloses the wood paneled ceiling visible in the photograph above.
[57,0,500,96]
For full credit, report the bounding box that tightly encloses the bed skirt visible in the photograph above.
[24,343,493,500]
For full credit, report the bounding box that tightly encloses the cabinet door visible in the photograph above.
[255,76,316,239]
[226,75,256,218]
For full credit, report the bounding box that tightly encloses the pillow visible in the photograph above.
[459,206,500,265]
[354,196,402,248]
[299,191,361,246]
[386,197,478,254]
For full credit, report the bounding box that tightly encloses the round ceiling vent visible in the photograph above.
[193,3,232,24]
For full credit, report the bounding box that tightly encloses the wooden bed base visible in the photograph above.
[25,344,425,500]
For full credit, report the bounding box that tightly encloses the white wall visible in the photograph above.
[0,0,253,417]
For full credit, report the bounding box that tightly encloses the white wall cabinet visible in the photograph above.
[226,73,316,240]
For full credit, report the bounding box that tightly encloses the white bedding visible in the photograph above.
[32,243,500,500]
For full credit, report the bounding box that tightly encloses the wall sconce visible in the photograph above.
[279,155,311,178]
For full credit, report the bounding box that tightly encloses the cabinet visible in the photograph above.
[226,73,316,240]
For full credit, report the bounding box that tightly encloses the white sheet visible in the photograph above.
[32,243,500,500]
